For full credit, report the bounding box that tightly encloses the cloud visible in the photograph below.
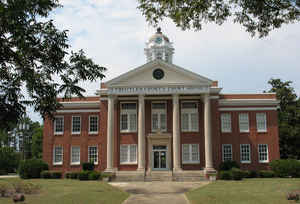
[28,0,300,122]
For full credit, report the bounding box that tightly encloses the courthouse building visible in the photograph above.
[43,29,280,180]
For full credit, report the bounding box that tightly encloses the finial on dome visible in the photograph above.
[156,27,162,34]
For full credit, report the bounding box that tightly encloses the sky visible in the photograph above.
[28,0,300,123]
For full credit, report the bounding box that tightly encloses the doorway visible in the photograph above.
[152,145,168,170]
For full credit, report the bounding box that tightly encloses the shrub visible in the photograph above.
[82,162,94,171]
[88,171,101,180]
[218,171,232,180]
[0,169,7,175]
[18,159,48,179]
[51,171,62,179]
[41,171,51,179]
[259,170,275,178]
[286,191,300,201]
[231,168,244,180]
[248,170,258,178]
[0,183,11,197]
[70,172,79,179]
[0,147,20,173]
[270,159,300,178]
[241,170,250,178]
[219,161,240,171]
[78,171,90,181]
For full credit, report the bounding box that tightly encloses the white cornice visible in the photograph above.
[56,109,100,113]
[219,99,279,106]
[219,107,277,111]
[60,101,100,109]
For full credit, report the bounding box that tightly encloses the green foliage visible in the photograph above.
[219,161,240,171]
[31,126,43,159]
[0,147,20,173]
[88,171,101,180]
[231,168,244,180]
[82,162,95,171]
[51,171,62,179]
[11,181,41,194]
[267,79,300,159]
[218,171,232,180]
[248,170,258,178]
[0,0,106,127]
[270,159,300,178]
[41,171,51,179]
[258,170,275,178]
[18,159,48,179]
[78,171,90,181]
[65,171,79,179]
[137,0,300,38]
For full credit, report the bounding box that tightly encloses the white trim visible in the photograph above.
[258,144,269,163]
[181,101,199,132]
[54,116,64,135]
[71,115,81,135]
[151,102,167,132]
[53,146,63,165]
[88,115,99,134]
[240,144,251,163]
[120,102,137,133]
[56,109,100,113]
[182,144,200,164]
[210,95,219,99]
[70,146,80,165]
[220,113,232,133]
[222,144,233,162]
[219,99,279,106]
[239,113,249,133]
[120,144,137,165]
[219,107,277,111]
[256,113,267,132]
[60,101,100,109]
[88,146,99,165]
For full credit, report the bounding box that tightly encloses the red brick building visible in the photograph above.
[43,29,280,180]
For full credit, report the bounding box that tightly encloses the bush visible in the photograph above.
[219,161,240,171]
[231,168,244,180]
[270,159,300,178]
[82,162,94,171]
[241,170,251,178]
[18,159,48,179]
[51,171,62,179]
[0,147,20,173]
[70,172,79,179]
[259,170,275,178]
[287,191,300,201]
[218,171,232,180]
[88,171,101,180]
[248,170,258,178]
[78,171,90,181]
[40,171,51,179]
[0,183,11,197]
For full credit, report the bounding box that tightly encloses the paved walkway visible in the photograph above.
[110,181,209,204]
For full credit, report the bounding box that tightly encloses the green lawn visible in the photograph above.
[186,178,300,204]
[0,178,129,204]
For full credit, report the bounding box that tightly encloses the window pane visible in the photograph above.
[88,146,98,164]
[152,103,165,109]
[152,114,158,131]
[240,144,250,162]
[89,116,98,133]
[120,145,128,163]
[191,113,199,131]
[182,102,197,109]
[72,116,81,133]
[121,114,128,130]
[258,144,268,162]
[54,117,63,133]
[129,114,137,131]
[160,113,166,130]
[54,146,63,164]
[256,113,267,132]
[223,144,232,161]
[221,113,231,133]
[129,145,137,162]
[239,113,249,132]
[121,103,136,110]
[71,146,80,164]
[191,144,199,162]
[182,144,190,162]
[181,113,189,131]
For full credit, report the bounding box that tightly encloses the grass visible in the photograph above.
[186,178,300,204]
[0,178,129,204]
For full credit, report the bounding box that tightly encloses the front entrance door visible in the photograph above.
[152,145,168,170]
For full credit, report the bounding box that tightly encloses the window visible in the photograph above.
[240,144,251,163]
[256,113,267,132]
[182,144,200,164]
[72,116,81,134]
[120,103,137,132]
[222,144,232,161]
[88,146,98,164]
[258,144,269,163]
[71,146,80,165]
[120,144,137,164]
[221,113,231,133]
[89,115,98,134]
[239,113,249,132]
[53,146,63,165]
[181,102,199,132]
[54,116,64,134]
[152,102,167,132]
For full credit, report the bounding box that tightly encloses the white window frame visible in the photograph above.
[53,146,63,165]
[70,146,80,165]
[120,102,137,133]
[181,101,199,132]
[71,116,81,134]
[221,113,232,133]
[151,102,167,132]
[239,113,249,133]
[120,144,137,165]
[88,146,99,165]
[240,144,251,163]
[258,144,269,163]
[222,144,233,161]
[182,144,200,164]
[54,116,64,135]
[256,113,267,132]
[89,115,99,134]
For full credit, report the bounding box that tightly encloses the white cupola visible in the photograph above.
[144,28,174,63]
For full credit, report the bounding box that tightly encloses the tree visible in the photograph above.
[267,78,300,159]
[137,0,300,37]
[31,126,43,159]
[0,0,106,130]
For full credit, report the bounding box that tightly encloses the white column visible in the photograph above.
[137,95,145,171]
[204,94,214,171]
[106,95,114,172]
[173,94,182,171]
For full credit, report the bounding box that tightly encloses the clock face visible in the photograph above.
[155,37,162,44]
[153,69,164,80]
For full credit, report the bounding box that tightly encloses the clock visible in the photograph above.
[155,37,162,44]
[153,68,164,80]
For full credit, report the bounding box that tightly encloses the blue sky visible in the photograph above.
[28,0,300,123]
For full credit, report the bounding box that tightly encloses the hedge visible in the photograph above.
[219,161,240,171]
[259,170,275,178]
[18,159,48,179]
[88,171,101,180]
[78,171,90,181]
[231,168,244,180]
[82,162,94,171]
[270,159,300,178]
